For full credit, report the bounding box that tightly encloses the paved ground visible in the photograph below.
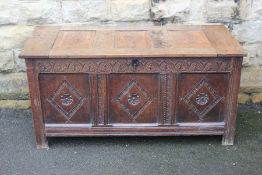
[0,105,261,175]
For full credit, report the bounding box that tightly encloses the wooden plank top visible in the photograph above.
[19,25,246,59]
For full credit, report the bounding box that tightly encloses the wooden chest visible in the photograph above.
[20,25,246,149]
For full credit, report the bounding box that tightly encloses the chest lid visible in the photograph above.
[19,25,246,59]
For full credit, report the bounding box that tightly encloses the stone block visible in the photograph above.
[62,0,108,23]
[0,100,30,109]
[239,0,262,20]
[206,0,238,22]
[0,1,19,25]
[187,0,207,23]
[0,73,29,100]
[0,25,34,50]
[13,49,26,72]
[241,43,262,66]
[111,0,150,21]
[238,93,251,104]
[240,68,262,93]
[0,51,15,72]
[232,20,262,43]
[251,93,262,103]
[0,0,62,25]
[151,0,191,22]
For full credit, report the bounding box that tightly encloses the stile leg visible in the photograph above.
[222,122,236,145]
[33,116,49,149]
[222,58,242,145]
[26,59,49,149]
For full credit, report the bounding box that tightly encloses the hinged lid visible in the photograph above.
[19,25,246,59]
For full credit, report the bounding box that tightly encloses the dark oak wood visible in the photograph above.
[39,74,91,124]
[20,25,245,148]
[109,74,159,124]
[25,59,48,149]
[222,58,243,145]
[176,73,229,123]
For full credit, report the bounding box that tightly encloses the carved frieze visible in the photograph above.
[35,58,231,74]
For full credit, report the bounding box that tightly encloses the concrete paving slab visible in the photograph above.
[0,105,261,175]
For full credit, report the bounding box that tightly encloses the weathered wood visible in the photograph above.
[20,26,60,58]
[20,25,245,148]
[39,74,91,124]
[45,125,225,137]
[203,25,246,57]
[19,25,246,59]
[222,57,243,145]
[25,59,48,149]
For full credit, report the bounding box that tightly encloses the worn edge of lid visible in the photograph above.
[203,25,247,57]
[19,26,61,59]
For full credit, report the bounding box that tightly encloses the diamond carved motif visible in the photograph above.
[114,80,152,120]
[181,78,223,121]
[47,80,84,122]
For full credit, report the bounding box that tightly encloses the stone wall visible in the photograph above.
[0,0,261,108]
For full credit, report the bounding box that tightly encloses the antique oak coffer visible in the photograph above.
[19,25,246,149]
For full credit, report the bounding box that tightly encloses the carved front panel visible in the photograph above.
[176,73,229,123]
[109,74,159,124]
[39,74,91,124]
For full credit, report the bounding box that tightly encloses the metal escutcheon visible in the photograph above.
[128,93,140,105]
[60,94,73,106]
[195,93,209,106]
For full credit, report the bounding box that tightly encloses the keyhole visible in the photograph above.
[131,59,140,68]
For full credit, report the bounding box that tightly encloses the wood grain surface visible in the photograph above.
[20,25,245,148]
[19,25,246,58]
